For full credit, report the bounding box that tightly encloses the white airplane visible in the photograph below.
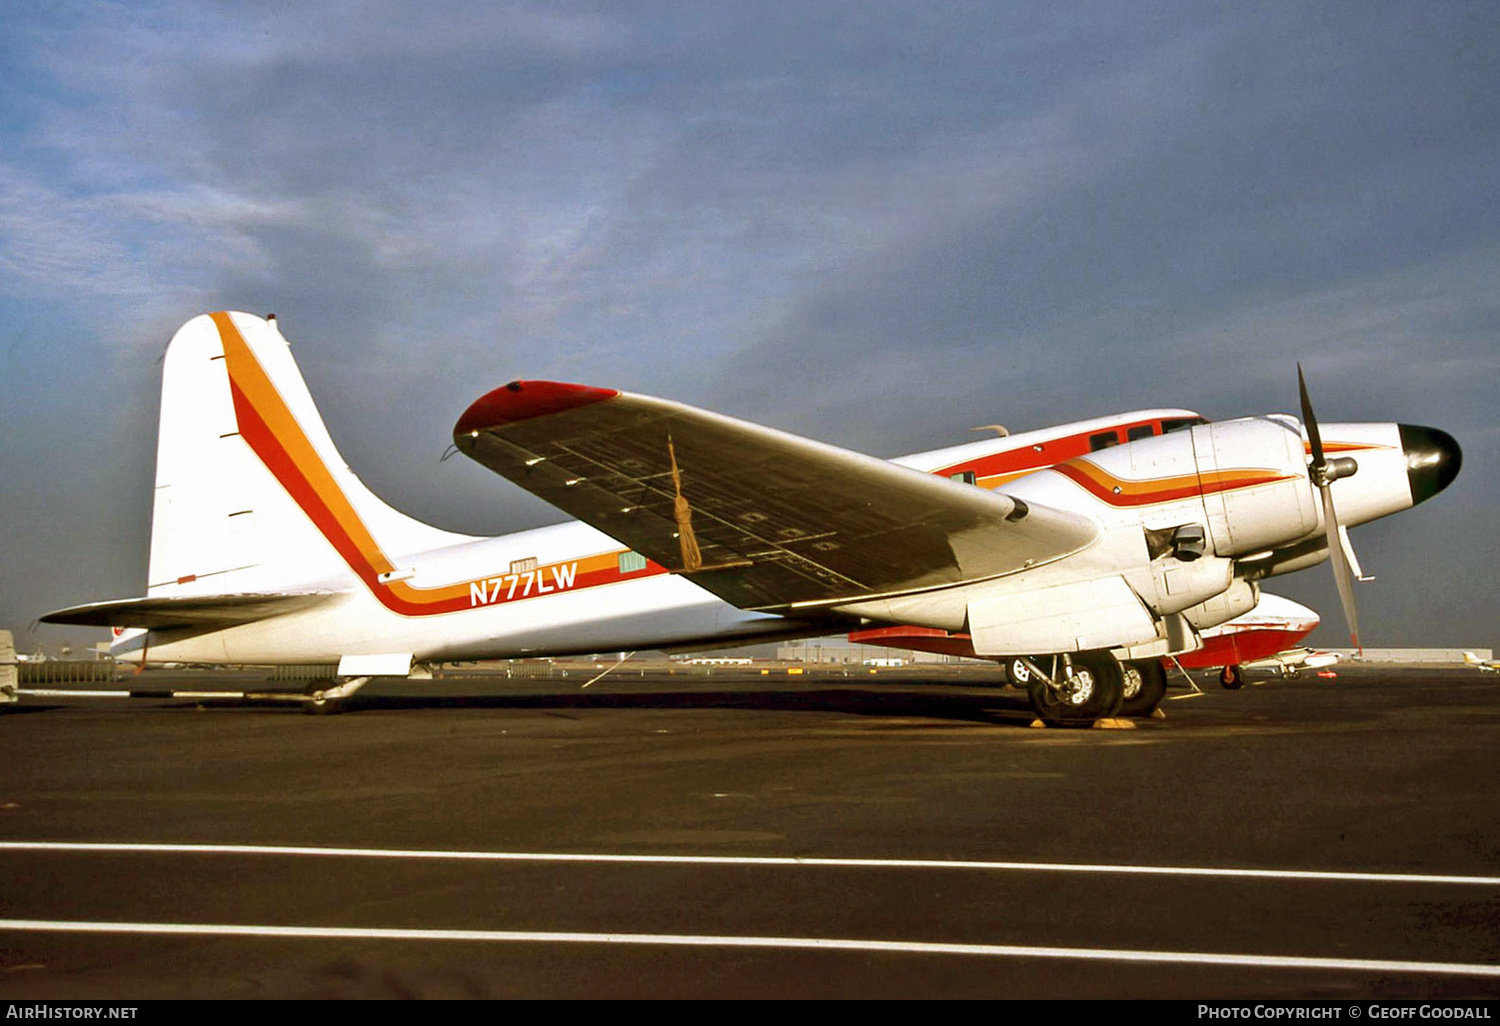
[1463,652,1500,673]
[1240,646,1340,680]
[42,312,1462,722]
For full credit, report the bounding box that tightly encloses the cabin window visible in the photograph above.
[1127,424,1155,442]
[1089,431,1121,451]
[618,551,648,574]
[1162,416,1208,433]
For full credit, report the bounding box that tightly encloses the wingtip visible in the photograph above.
[454,380,620,437]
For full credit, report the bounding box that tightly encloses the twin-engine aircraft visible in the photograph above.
[42,312,1461,722]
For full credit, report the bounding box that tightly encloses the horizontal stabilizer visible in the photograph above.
[40,592,335,629]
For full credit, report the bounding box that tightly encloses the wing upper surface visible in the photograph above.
[454,382,1098,611]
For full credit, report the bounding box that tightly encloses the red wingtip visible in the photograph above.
[454,380,619,436]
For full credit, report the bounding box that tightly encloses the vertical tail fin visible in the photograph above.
[147,312,472,598]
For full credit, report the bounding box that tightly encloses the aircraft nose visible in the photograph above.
[1398,424,1462,506]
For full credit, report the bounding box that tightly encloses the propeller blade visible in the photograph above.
[1321,487,1363,652]
[1297,363,1326,474]
[1299,364,1362,653]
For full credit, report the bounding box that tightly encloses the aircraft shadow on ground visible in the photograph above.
[62,677,1045,725]
[340,685,1036,724]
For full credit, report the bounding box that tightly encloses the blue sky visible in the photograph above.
[2,1,1496,652]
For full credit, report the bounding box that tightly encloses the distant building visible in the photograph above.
[776,638,979,665]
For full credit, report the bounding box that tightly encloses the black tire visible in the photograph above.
[1027,650,1125,725]
[1219,663,1245,690]
[1120,659,1167,717]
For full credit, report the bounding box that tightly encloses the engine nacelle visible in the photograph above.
[1025,417,1320,627]
[1178,578,1260,632]
[1188,418,1319,557]
[1053,415,1319,562]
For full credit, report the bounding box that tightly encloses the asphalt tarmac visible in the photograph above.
[1,663,1498,999]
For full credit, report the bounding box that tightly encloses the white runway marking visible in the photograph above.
[1,918,1497,977]
[3,840,1498,886]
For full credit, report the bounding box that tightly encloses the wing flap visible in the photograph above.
[454,382,1098,610]
[40,592,335,629]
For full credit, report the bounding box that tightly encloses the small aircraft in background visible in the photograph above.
[42,312,1461,723]
[1463,652,1500,673]
[1228,646,1340,684]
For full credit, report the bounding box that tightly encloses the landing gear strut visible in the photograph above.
[1023,650,1126,725]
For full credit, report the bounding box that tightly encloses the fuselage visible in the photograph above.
[118,409,1432,668]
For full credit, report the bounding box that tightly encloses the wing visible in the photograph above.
[453,382,1097,612]
[41,592,334,629]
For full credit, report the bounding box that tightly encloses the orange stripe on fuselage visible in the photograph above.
[1052,459,1296,508]
[210,313,667,616]
[1304,440,1392,455]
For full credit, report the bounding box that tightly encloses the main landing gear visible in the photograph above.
[1120,659,1168,717]
[1017,650,1126,726]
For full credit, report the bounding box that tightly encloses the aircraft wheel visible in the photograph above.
[1219,663,1245,690]
[1119,659,1167,717]
[303,693,344,715]
[1027,650,1125,725]
[303,681,344,715]
[1007,657,1038,685]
